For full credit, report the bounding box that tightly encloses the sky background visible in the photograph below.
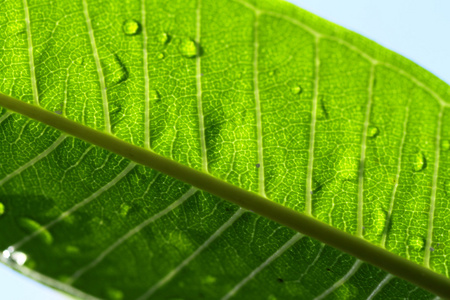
[1,0,449,299]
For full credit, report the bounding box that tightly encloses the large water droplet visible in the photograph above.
[122,20,140,36]
[441,139,450,151]
[178,38,197,58]
[0,203,4,216]
[291,86,302,95]
[368,126,379,138]
[412,152,426,172]
[157,32,169,44]
[18,218,53,245]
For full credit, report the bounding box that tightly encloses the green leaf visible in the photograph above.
[0,0,449,299]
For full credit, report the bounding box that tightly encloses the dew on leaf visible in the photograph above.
[430,247,435,252]
[291,86,302,95]
[368,126,379,138]
[0,202,4,216]
[201,275,216,284]
[2,246,27,266]
[18,217,53,245]
[441,139,450,151]
[412,152,427,172]
[178,38,197,58]
[106,288,123,300]
[119,204,131,217]
[157,52,165,60]
[74,57,84,65]
[66,245,80,254]
[104,54,128,87]
[122,20,140,36]
[150,89,160,101]
[408,237,425,250]
[157,32,169,44]
[256,163,260,168]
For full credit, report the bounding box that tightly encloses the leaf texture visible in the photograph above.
[0,0,449,299]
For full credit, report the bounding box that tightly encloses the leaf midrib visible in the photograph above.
[0,92,449,298]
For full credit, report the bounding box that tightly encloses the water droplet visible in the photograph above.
[291,86,302,95]
[11,251,27,266]
[106,288,123,300]
[65,245,80,254]
[0,203,4,216]
[54,110,62,115]
[2,246,14,259]
[157,52,165,60]
[18,218,53,245]
[441,139,450,151]
[368,126,379,138]
[446,181,450,195]
[103,54,128,87]
[408,237,425,251]
[149,89,160,101]
[412,152,427,172]
[256,163,260,168]
[201,275,216,284]
[178,38,197,58]
[2,247,27,266]
[430,247,435,252]
[75,57,84,65]
[157,32,169,44]
[122,20,140,36]
[119,204,131,217]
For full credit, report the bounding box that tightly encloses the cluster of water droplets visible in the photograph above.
[2,246,27,266]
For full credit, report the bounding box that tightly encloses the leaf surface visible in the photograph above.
[0,0,449,299]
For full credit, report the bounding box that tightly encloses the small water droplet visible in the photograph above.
[2,247,27,266]
[18,218,53,245]
[413,152,427,172]
[54,110,62,115]
[291,86,302,95]
[430,247,435,252]
[0,203,4,216]
[103,54,128,87]
[66,245,80,254]
[149,89,160,101]
[256,163,260,168]
[119,204,131,217]
[201,275,216,284]
[2,246,14,259]
[178,38,197,58]
[122,20,140,36]
[157,52,165,60]
[441,139,450,151]
[106,288,123,300]
[408,237,425,250]
[11,251,27,266]
[75,57,84,65]
[368,126,379,138]
[157,32,169,44]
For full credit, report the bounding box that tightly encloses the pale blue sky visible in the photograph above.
[1,0,448,299]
